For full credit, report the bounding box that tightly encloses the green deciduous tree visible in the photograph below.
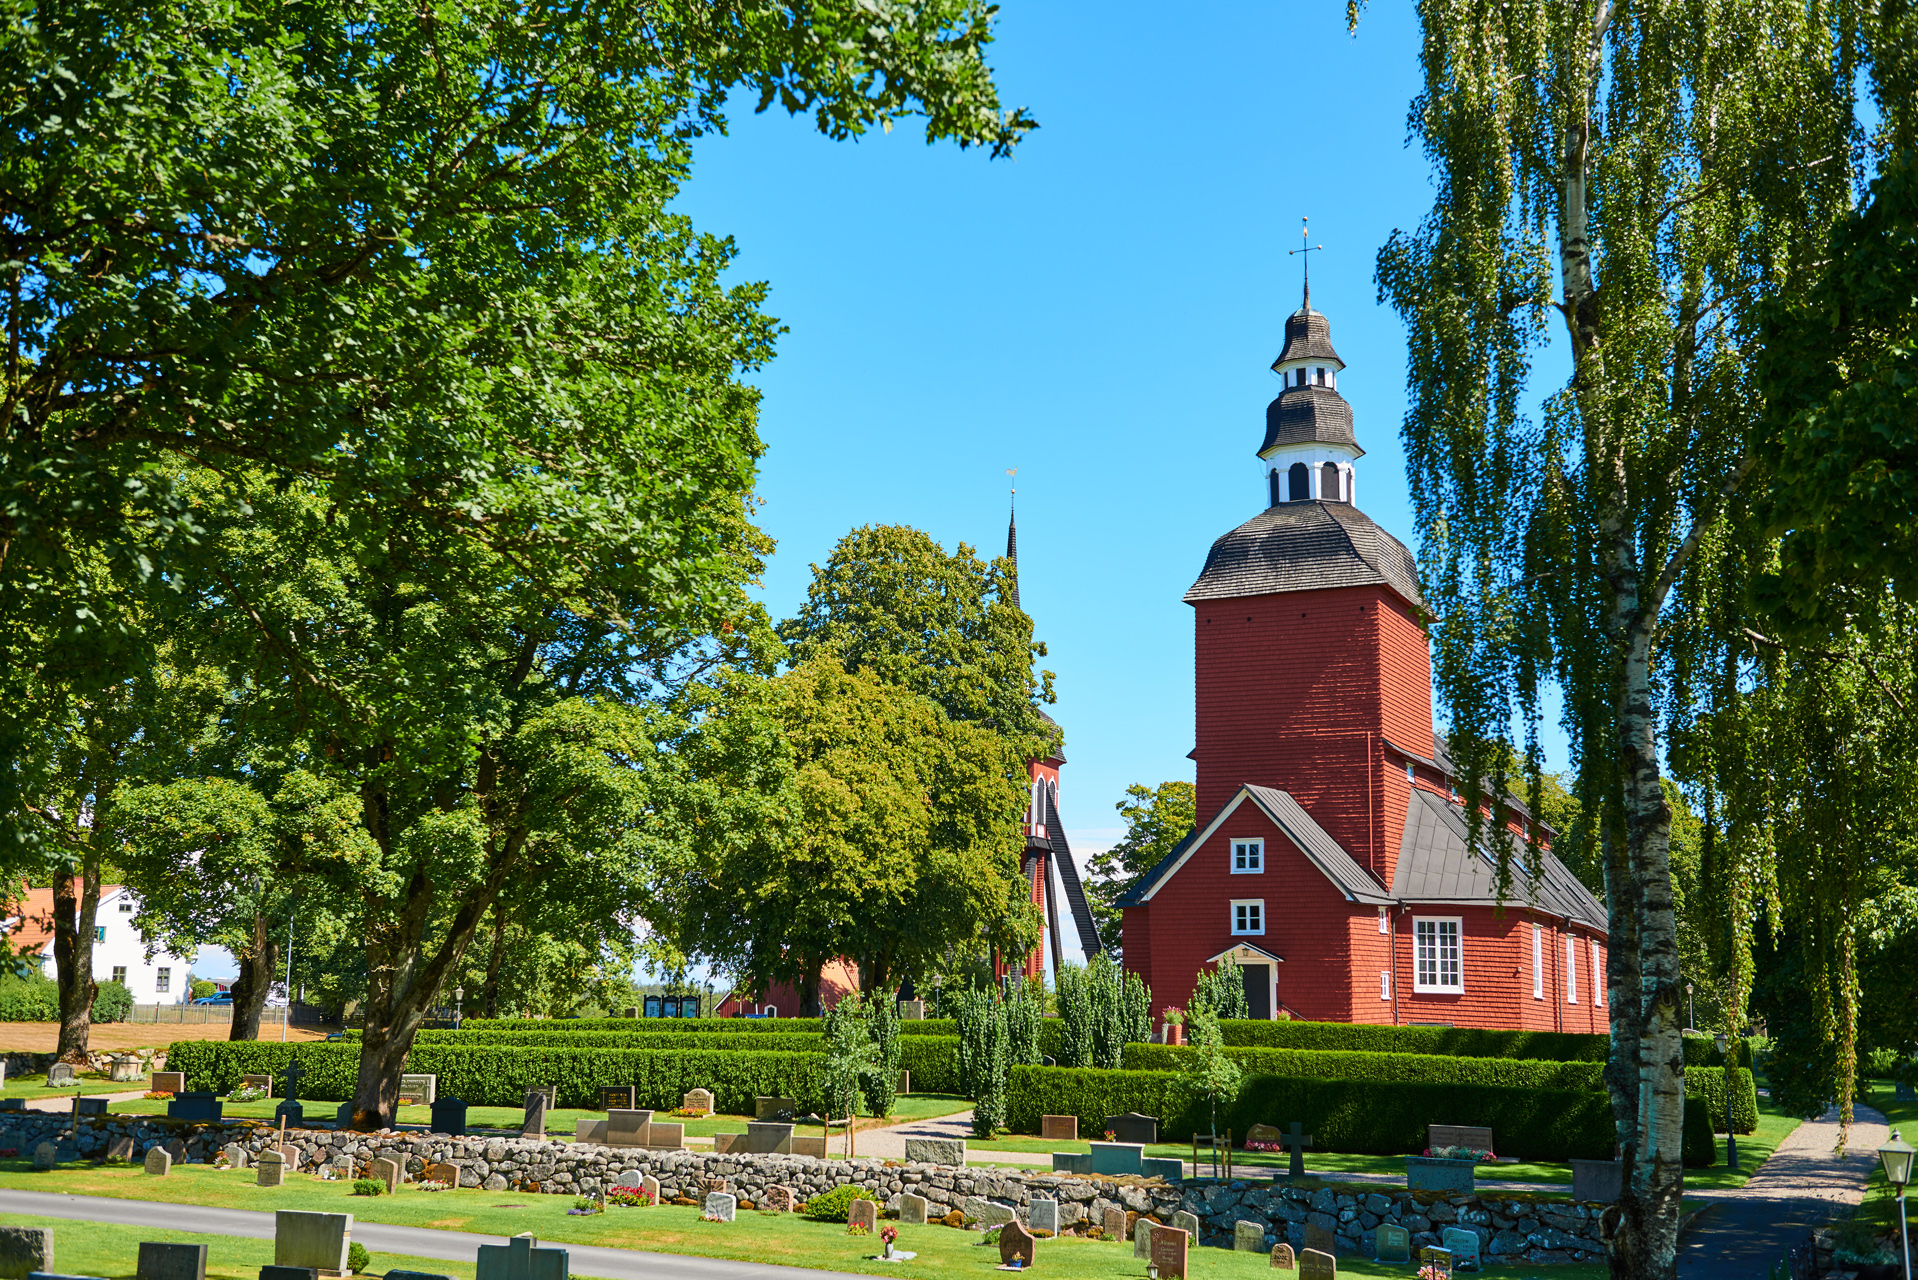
[1085,781,1194,956]
[1190,954,1249,1022]
[1177,1005,1241,1169]
[1361,0,1893,1270]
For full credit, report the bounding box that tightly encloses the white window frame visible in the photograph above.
[1377,906,1389,935]
[1532,925,1544,1000]
[111,966,127,985]
[1231,900,1265,936]
[1412,916,1463,993]
[1565,935,1579,1004]
[1591,939,1604,1007]
[1379,970,1392,1001]
[1231,838,1264,874]
[155,967,170,994]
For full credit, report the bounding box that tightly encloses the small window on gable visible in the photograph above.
[1232,900,1264,936]
[118,900,134,912]
[1413,917,1463,992]
[1591,939,1604,1006]
[1232,839,1264,873]
[1565,935,1579,1003]
[1379,971,1392,1001]
[1377,906,1389,935]
[1405,761,1415,781]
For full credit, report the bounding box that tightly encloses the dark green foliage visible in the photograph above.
[1685,1068,1759,1136]
[1125,1044,1605,1091]
[1216,1020,1610,1061]
[1191,956,1249,1021]
[1085,781,1196,955]
[1056,955,1151,1070]
[801,1184,879,1222]
[351,1178,385,1196]
[1683,1096,1718,1168]
[952,987,1008,1135]
[91,981,133,1024]
[864,997,901,1117]
[1005,1066,1616,1161]
[444,1016,961,1036]
[0,971,60,1021]
[1005,978,1043,1068]
[348,1244,369,1274]
[1051,967,1094,1068]
[407,1030,831,1053]
[897,1035,958,1094]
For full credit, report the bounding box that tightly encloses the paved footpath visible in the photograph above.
[20,1090,150,1112]
[1679,1102,1888,1279]
[0,1189,871,1280]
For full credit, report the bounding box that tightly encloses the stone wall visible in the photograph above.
[0,1113,1606,1265]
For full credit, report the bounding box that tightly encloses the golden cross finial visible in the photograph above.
[1288,216,1324,304]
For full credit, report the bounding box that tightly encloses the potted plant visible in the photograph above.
[1405,1144,1490,1193]
[1162,1007,1185,1047]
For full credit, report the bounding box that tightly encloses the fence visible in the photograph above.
[127,1002,336,1026]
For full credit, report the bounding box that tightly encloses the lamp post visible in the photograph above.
[1881,1129,1914,1280]
[452,985,464,1030]
[1714,1032,1741,1172]
[1686,982,1695,1031]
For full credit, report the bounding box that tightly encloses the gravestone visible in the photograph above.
[475,1234,569,1280]
[1246,1123,1284,1147]
[151,1071,185,1094]
[428,1097,467,1136]
[999,1221,1037,1269]
[1148,1225,1189,1279]
[1029,1198,1059,1234]
[753,1096,797,1122]
[848,1199,878,1233]
[899,999,926,1020]
[1235,1221,1266,1252]
[45,1063,77,1088]
[1427,1125,1494,1153]
[1086,1142,1143,1176]
[703,1193,736,1223]
[762,1184,796,1213]
[369,1157,401,1194]
[167,1092,222,1123]
[897,1069,910,1096]
[573,1119,607,1145]
[333,1104,355,1128]
[904,1137,965,1165]
[74,1097,107,1116]
[0,1098,21,1111]
[397,1074,435,1106]
[106,1135,136,1162]
[606,1109,652,1147]
[1103,1112,1158,1145]
[1302,1224,1336,1256]
[1570,1159,1624,1204]
[110,1056,145,1083]
[1170,1210,1201,1239]
[1141,1157,1184,1182]
[142,1147,171,1177]
[255,1150,287,1187]
[1041,1115,1077,1141]
[0,1226,54,1278]
[1271,1243,1296,1270]
[1101,1206,1127,1240]
[222,1143,249,1170]
[272,1212,351,1277]
[31,1142,56,1171]
[1281,1122,1314,1179]
[1439,1229,1480,1270]
[644,1121,684,1151]
[966,1197,1015,1227]
[1134,1220,1153,1259]
[742,1122,794,1155]
[598,1087,634,1112]
[1417,1247,1453,1279]
[711,1134,737,1154]
[166,1138,188,1163]
[424,1162,460,1187]
[1298,1248,1337,1279]
[384,1272,457,1280]
[259,1269,318,1280]
[899,1193,929,1224]
[1374,1224,1410,1264]
[520,1090,547,1140]
[274,1101,305,1128]
[681,1089,713,1112]
[1896,1080,1915,1102]
[136,1242,206,1280]
[242,1074,274,1096]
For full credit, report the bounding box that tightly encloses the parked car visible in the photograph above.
[190,993,234,1005]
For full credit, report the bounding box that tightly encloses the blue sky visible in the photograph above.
[669,0,1572,874]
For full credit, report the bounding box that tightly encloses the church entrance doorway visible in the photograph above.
[1241,964,1271,1019]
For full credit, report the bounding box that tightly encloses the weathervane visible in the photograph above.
[1007,467,1017,508]
[1288,216,1323,306]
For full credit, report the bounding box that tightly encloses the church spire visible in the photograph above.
[1288,215,1323,313]
[1005,469,1020,610]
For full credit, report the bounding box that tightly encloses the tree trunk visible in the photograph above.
[798,956,824,1018]
[482,906,507,1019]
[228,917,278,1041]
[51,854,102,1062]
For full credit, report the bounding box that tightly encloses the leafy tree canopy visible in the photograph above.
[1085,780,1194,955]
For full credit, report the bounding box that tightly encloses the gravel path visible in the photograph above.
[1679,1101,1888,1279]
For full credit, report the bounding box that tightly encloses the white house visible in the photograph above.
[1,884,197,1004]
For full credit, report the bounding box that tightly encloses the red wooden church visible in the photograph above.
[1116,288,1609,1033]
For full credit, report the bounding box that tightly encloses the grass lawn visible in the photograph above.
[1859,1078,1917,1238]
[0,1162,1609,1280]
[103,1093,973,1140]
[1,1211,479,1280]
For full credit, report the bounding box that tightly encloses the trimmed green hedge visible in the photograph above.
[1123,1044,1606,1092]
[1216,1020,1611,1063]
[452,1015,963,1036]
[1683,1094,1716,1167]
[167,1040,834,1113]
[1684,1067,1758,1135]
[1005,1064,1617,1161]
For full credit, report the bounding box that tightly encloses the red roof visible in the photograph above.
[1,884,125,957]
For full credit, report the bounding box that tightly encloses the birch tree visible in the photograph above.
[1360,0,1889,1273]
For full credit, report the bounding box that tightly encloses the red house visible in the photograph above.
[1117,290,1608,1032]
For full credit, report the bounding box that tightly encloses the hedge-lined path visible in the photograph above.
[19,1088,149,1112]
[1679,1100,1887,1279]
[848,1108,1046,1168]
[0,1188,873,1280]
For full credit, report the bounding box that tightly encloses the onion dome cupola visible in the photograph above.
[1258,282,1364,509]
